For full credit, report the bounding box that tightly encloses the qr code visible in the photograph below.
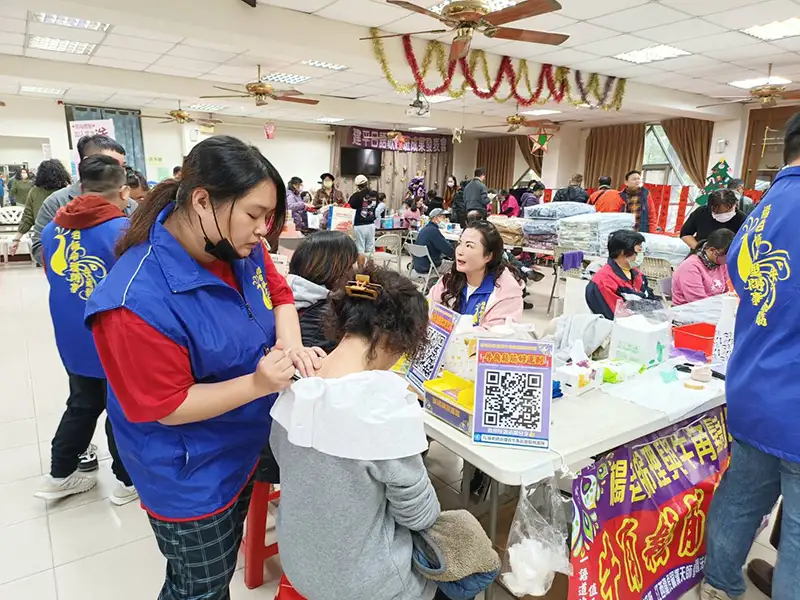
[415,327,447,380]
[482,369,543,431]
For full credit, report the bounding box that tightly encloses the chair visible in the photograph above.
[0,206,31,265]
[547,246,585,315]
[405,243,442,292]
[372,233,403,272]
[641,257,673,300]
[242,481,281,589]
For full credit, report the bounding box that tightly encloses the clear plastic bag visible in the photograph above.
[501,478,572,597]
[609,298,672,368]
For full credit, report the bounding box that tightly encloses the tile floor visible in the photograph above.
[0,264,775,600]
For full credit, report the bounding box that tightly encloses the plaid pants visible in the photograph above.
[149,480,254,600]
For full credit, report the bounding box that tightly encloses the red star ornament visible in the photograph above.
[530,128,553,153]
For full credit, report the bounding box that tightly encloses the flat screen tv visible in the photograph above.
[340,148,382,176]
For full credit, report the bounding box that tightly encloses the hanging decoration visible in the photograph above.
[452,127,464,143]
[529,128,553,153]
[370,29,626,110]
[263,122,276,139]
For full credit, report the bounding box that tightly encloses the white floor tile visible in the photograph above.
[0,476,48,529]
[0,418,37,451]
[45,461,122,515]
[0,569,57,600]
[0,443,42,485]
[0,516,53,586]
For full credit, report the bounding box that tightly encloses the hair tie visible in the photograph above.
[345,274,382,301]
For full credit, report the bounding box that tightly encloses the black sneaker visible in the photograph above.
[77,444,99,472]
[524,301,534,310]
[530,270,545,283]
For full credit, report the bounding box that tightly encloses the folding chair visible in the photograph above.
[641,257,673,301]
[372,233,403,272]
[404,243,442,292]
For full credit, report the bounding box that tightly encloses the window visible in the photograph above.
[643,124,690,186]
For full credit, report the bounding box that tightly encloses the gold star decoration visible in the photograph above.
[529,128,553,153]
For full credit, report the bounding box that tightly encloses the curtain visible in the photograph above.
[515,135,542,180]
[585,124,646,190]
[476,136,516,190]
[661,117,714,188]
[65,104,146,174]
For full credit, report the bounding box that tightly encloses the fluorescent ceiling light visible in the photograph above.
[28,35,96,54]
[261,72,312,85]
[314,117,344,123]
[409,126,436,132]
[427,95,455,104]
[743,18,800,41]
[615,44,689,64]
[20,85,66,95]
[521,109,561,116]
[301,60,348,71]
[30,12,111,31]
[431,0,518,13]
[188,103,227,111]
[729,75,791,89]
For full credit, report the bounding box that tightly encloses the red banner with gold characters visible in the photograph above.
[569,407,731,600]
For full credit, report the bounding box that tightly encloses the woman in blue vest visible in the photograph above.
[85,136,323,600]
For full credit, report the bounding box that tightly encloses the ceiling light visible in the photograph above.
[20,85,66,95]
[260,72,312,85]
[30,12,111,31]
[188,103,227,111]
[729,75,791,89]
[615,44,689,64]
[521,109,561,116]
[301,60,348,71]
[430,0,518,13]
[743,18,800,41]
[409,126,437,132]
[28,35,96,55]
[314,117,344,123]
[426,95,455,104]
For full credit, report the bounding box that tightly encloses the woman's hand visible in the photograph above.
[289,346,326,378]
[254,339,295,396]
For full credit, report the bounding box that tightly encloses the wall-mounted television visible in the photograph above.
[340,148,382,176]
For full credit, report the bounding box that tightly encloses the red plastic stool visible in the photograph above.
[242,481,281,589]
[274,574,307,600]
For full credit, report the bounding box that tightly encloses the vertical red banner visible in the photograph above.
[675,187,690,233]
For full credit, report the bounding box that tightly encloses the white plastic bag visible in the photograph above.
[501,478,572,597]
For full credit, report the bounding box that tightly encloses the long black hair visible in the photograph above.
[33,159,71,192]
[439,220,521,312]
[116,135,285,256]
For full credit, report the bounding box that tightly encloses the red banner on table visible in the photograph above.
[569,407,730,600]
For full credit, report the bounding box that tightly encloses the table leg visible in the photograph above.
[486,479,499,600]
[461,462,474,508]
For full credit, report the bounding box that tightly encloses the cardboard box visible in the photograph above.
[422,371,475,435]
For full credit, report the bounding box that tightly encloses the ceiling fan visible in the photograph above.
[473,109,561,132]
[196,113,224,126]
[200,64,319,106]
[362,0,569,61]
[141,101,194,124]
[697,63,800,108]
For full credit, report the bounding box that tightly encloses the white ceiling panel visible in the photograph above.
[181,38,248,54]
[705,0,799,30]
[660,0,765,16]
[0,16,26,34]
[321,70,376,84]
[27,21,107,44]
[1,7,28,19]
[208,65,261,81]
[557,0,649,20]
[103,33,177,54]
[657,54,718,72]
[150,55,218,74]
[703,42,781,62]
[145,65,205,78]
[705,69,763,85]
[169,44,237,64]
[575,34,653,56]
[24,48,90,64]
[379,13,450,35]
[531,48,597,67]
[0,33,24,47]
[552,21,615,48]
[108,25,184,43]
[89,57,151,71]
[257,0,337,12]
[772,37,800,52]
[510,12,577,32]
[637,19,727,44]
[569,57,639,74]
[676,31,761,54]
[92,45,161,64]
[0,44,23,56]
[588,3,687,32]
[315,0,410,27]
[732,54,800,69]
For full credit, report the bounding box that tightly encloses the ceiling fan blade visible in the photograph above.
[696,99,750,108]
[489,27,569,45]
[199,94,251,99]
[508,125,521,132]
[273,89,303,96]
[473,124,504,129]
[213,86,249,94]
[160,120,176,124]
[386,0,444,20]
[483,0,562,26]
[276,96,320,105]
[782,90,800,100]
[359,29,447,40]
[449,36,471,61]
[141,115,169,119]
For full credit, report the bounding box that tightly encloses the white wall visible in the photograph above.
[0,135,50,169]
[707,113,748,177]
[0,95,71,167]
[453,135,478,183]
[540,127,584,189]
[140,119,184,182]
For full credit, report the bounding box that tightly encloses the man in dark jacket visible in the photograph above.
[413,209,454,274]
[463,168,490,219]
[619,170,659,233]
[450,179,469,229]
[553,173,589,203]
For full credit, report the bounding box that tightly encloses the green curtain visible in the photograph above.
[64,104,146,175]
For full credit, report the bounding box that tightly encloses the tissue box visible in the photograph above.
[423,371,475,435]
[609,314,671,367]
[555,364,599,396]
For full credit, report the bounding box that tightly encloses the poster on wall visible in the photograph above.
[569,406,731,600]
[68,119,116,177]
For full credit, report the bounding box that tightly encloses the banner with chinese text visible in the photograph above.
[349,127,450,153]
[569,407,730,600]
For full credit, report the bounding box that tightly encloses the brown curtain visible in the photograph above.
[516,135,543,179]
[661,117,714,188]
[585,124,646,190]
[477,136,516,190]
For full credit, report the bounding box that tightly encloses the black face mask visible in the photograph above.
[199,202,242,263]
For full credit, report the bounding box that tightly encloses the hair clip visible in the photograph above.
[344,274,382,301]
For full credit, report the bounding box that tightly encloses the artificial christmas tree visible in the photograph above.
[695,159,733,206]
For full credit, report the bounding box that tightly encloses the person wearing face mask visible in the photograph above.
[9,167,33,206]
[585,229,654,320]
[313,172,345,209]
[443,174,457,209]
[680,189,745,251]
[83,136,324,599]
[727,178,754,216]
[286,176,308,230]
[671,228,733,306]
[619,170,659,233]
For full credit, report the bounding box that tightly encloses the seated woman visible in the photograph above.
[672,228,733,306]
[680,189,745,250]
[429,221,524,328]
[287,231,359,352]
[271,266,456,600]
[586,229,655,320]
[402,198,423,229]
[499,189,520,217]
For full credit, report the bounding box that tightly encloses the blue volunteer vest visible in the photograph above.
[727,166,800,462]
[460,273,495,325]
[42,216,127,378]
[85,203,277,520]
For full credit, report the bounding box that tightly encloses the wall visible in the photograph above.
[453,135,478,183]
[540,127,584,188]
[707,111,748,177]
[140,119,184,182]
[0,135,51,169]
[0,95,71,166]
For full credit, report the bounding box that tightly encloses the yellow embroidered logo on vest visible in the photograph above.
[49,227,108,300]
[736,205,791,327]
[252,266,273,310]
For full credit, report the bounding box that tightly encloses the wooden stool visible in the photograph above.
[242,481,280,589]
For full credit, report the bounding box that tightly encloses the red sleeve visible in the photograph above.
[92,308,195,423]
[260,243,294,306]
[596,272,622,317]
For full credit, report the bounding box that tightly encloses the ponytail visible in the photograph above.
[116,179,179,257]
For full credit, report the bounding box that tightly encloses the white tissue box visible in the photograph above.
[555,364,599,396]
[609,314,671,368]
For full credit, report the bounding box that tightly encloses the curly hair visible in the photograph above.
[33,159,72,192]
[325,264,429,362]
[439,221,522,313]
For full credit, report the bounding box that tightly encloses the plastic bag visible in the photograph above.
[501,478,572,597]
[609,298,671,368]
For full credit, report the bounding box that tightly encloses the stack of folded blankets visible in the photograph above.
[522,202,595,250]
[641,233,690,266]
[558,213,635,255]
[487,215,526,246]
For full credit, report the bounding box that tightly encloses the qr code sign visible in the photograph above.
[415,327,447,380]
[482,369,543,432]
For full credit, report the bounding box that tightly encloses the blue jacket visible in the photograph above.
[41,199,127,378]
[413,222,454,273]
[85,203,278,520]
[727,166,799,462]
